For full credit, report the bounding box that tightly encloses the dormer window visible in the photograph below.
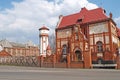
[77,18,82,23]
[104,9,106,13]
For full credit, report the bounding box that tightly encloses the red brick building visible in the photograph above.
[55,7,120,68]
[0,39,39,57]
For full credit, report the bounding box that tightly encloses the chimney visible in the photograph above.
[81,7,86,10]
[59,15,63,19]
[109,12,112,18]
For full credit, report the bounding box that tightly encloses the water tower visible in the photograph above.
[39,26,49,57]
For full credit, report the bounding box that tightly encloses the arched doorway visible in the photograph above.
[75,50,82,61]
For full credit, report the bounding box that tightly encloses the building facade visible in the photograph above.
[0,39,39,57]
[55,7,120,67]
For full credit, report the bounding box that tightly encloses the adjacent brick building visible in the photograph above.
[0,39,39,57]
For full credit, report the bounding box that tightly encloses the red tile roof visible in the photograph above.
[39,26,49,30]
[0,50,12,57]
[57,7,108,29]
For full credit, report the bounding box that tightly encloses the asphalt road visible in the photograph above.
[0,65,120,80]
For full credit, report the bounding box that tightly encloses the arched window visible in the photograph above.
[62,45,67,55]
[61,45,67,62]
[96,41,103,52]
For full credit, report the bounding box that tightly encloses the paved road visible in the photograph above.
[0,65,120,80]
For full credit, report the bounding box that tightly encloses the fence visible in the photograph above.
[0,54,84,68]
[0,56,40,67]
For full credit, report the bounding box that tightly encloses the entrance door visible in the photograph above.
[75,50,82,61]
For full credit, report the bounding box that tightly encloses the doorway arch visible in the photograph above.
[75,50,82,61]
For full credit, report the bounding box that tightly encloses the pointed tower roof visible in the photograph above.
[39,26,49,30]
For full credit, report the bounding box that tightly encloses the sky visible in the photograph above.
[0,0,120,45]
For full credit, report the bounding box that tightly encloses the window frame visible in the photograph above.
[96,41,103,52]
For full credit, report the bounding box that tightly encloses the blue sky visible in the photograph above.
[0,0,120,18]
[88,0,120,18]
[0,0,120,44]
[0,0,23,10]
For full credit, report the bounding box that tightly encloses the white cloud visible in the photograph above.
[0,0,98,44]
[115,17,120,27]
